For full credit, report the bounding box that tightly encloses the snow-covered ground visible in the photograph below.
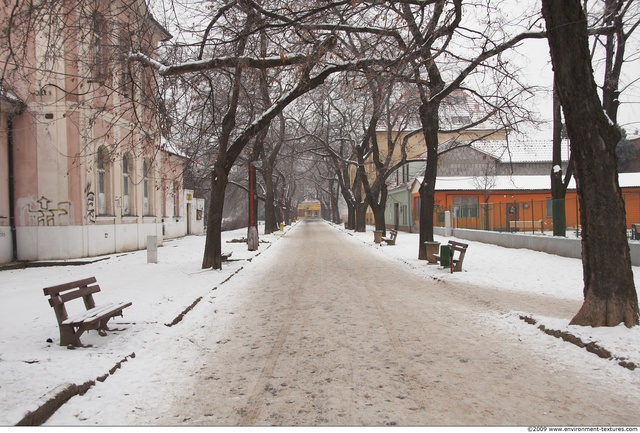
[0,221,638,426]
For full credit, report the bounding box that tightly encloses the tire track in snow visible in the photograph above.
[237,223,318,425]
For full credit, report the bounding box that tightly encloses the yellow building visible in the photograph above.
[352,90,508,225]
[358,129,507,225]
[297,200,322,219]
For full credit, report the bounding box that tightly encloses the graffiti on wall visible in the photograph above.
[85,182,95,224]
[21,196,71,226]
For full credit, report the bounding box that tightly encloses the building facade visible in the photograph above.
[383,138,573,232]
[408,173,640,233]
[0,1,203,263]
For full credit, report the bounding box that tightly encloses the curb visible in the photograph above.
[15,352,136,426]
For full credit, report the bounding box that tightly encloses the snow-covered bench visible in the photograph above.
[43,277,132,347]
[381,229,398,245]
[433,240,469,273]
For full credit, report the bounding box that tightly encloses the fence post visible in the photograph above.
[444,211,452,237]
[576,196,580,238]
[531,199,535,234]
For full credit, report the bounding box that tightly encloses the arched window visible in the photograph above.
[91,11,106,82]
[122,153,134,216]
[173,180,180,217]
[97,146,111,215]
[143,159,154,216]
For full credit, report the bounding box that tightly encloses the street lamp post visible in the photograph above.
[248,161,261,251]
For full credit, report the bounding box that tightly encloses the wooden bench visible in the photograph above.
[43,277,132,347]
[381,229,398,245]
[433,240,469,273]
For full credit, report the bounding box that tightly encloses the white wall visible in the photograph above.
[0,226,12,263]
[436,227,640,266]
[14,221,164,261]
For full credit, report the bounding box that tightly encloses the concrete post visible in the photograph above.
[248,226,259,251]
[147,236,158,263]
[444,211,452,237]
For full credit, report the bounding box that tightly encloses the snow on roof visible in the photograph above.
[411,172,640,193]
[409,139,571,164]
[160,136,188,158]
[472,140,571,163]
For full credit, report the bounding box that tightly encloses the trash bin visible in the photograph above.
[374,230,383,244]
[424,241,440,264]
[439,244,451,267]
[280,222,284,231]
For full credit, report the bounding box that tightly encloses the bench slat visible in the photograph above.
[62,301,132,325]
[48,285,101,306]
[43,277,97,296]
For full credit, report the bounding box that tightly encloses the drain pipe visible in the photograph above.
[8,115,17,261]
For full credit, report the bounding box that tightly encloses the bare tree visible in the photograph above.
[135,2,364,268]
[387,0,546,260]
[550,0,639,237]
[550,83,573,236]
[542,0,639,327]
[472,161,497,231]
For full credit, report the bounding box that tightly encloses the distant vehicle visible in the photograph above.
[297,199,322,220]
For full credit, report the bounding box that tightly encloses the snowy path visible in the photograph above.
[127,220,639,426]
[43,220,640,426]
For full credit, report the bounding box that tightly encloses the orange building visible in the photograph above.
[410,173,640,234]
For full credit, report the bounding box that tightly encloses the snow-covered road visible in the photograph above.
[51,219,637,426]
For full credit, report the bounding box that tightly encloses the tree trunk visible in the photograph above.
[202,166,228,270]
[371,201,386,234]
[330,183,341,224]
[542,0,639,327]
[284,197,292,225]
[247,163,259,250]
[264,170,277,234]
[418,177,436,260]
[355,201,368,232]
[366,181,388,234]
[347,204,355,229]
[340,192,355,229]
[417,102,440,260]
[551,81,567,236]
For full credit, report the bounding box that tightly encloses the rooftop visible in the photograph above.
[411,172,640,192]
[473,140,571,163]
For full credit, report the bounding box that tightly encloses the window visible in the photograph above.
[453,196,478,218]
[122,154,133,215]
[162,179,166,217]
[173,181,180,217]
[143,160,152,216]
[97,146,111,215]
[118,29,132,98]
[451,116,471,125]
[91,11,107,82]
[546,197,553,218]
[402,164,409,183]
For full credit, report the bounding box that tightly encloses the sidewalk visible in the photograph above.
[0,226,287,425]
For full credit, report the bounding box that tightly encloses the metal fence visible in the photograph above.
[433,193,640,239]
